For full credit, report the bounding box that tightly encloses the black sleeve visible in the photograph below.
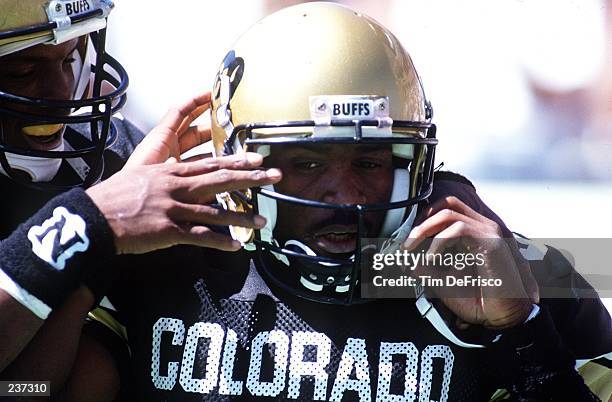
[528,245,612,360]
[100,117,146,179]
[428,170,514,238]
[109,117,145,159]
[431,172,611,400]
[490,305,601,402]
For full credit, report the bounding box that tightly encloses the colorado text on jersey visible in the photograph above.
[151,317,454,401]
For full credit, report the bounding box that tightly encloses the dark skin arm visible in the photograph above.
[58,331,121,402]
[1,286,94,395]
[0,92,280,398]
[0,289,43,372]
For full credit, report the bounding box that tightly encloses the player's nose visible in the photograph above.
[321,169,366,205]
[38,67,75,102]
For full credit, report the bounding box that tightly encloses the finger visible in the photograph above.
[426,221,472,255]
[181,153,211,163]
[185,168,282,200]
[125,133,179,168]
[124,94,213,168]
[151,92,212,144]
[176,152,266,176]
[177,103,210,133]
[418,196,492,226]
[170,203,267,229]
[177,224,242,251]
[403,209,482,251]
[176,93,212,134]
[178,125,212,154]
[168,92,211,132]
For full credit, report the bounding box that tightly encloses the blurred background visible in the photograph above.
[105,0,611,304]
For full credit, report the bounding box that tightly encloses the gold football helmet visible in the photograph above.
[211,2,437,304]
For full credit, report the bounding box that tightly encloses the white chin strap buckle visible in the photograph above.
[285,240,353,294]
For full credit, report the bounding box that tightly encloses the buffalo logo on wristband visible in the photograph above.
[27,207,90,270]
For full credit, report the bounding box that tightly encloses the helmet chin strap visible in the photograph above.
[283,239,353,293]
[0,140,65,182]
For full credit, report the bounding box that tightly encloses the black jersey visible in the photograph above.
[0,117,143,238]
[110,250,498,402]
[106,173,612,401]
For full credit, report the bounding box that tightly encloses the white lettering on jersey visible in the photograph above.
[376,342,419,402]
[151,318,185,390]
[219,328,243,395]
[330,338,372,402]
[179,322,224,393]
[287,331,331,400]
[246,330,290,397]
[150,318,456,400]
[419,345,454,402]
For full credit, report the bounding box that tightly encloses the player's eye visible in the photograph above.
[294,161,322,170]
[5,68,35,80]
[355,160,381,169]
[63,56,77,65]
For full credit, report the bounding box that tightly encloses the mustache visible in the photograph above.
[30,108,72,118]
[305,209,375,236]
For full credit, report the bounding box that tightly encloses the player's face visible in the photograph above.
[0,38,81,151]
[266,144,394,257]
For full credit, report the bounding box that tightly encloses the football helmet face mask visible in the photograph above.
[0,0,128,190]
[211,2,437,305]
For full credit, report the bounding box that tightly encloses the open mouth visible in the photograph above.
[21,124,64,150]
[313,225,358,254]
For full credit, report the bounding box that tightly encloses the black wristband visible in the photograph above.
[491,305,601,400]
[488,304,578,383]
[0,188,115,317]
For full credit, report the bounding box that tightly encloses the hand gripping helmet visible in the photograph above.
[0,0,128,190]
[211,2,437,305]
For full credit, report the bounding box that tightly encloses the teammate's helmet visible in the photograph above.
[0,0,128,190]
[211,2,437,304]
